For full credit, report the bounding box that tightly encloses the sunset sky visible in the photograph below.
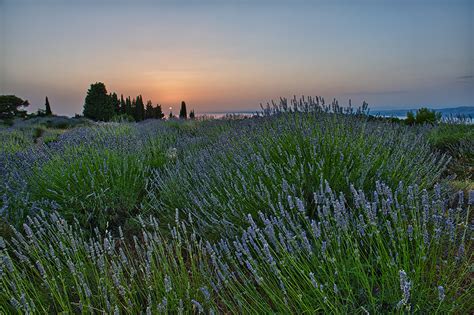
[1,0,473,116]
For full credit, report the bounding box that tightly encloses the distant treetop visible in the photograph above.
[0,95,29,120]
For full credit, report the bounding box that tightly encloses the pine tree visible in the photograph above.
[0,95,29,119]
[179,101,187,119]
[83,82,114,121]
[45,96,52,116]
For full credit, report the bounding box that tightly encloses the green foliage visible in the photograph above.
[30,145,146,230]
[83,82,115,121]
[23,124,172,231]
[406,111,415,125]
[428,123,474,183]
[406,107,441,125]
[32,126,44,142]
[0,95,29,120]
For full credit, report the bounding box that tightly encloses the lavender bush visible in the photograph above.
[0,104,471,313]
[0,182,471,313]
[149,112,449,238]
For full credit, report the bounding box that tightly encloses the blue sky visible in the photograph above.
[1,0,472,116]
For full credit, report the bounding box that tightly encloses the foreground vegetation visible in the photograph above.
[0,99,472,313]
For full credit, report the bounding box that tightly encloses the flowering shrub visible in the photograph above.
[0,182,471,313]
[0,107,471,313]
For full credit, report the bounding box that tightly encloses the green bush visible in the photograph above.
[406,108,441,125]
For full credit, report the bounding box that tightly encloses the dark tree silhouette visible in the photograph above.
[125,96,133,117]
[154,104,165,119]
[145,100,154,119]
[45,96,52,116]
[189,109,195,119]
[134,95,145,121]
[0,95,29,119]
[83,82,114,121]
[120,94,126,114]
[179,101,187,119]
[110,92,120,114]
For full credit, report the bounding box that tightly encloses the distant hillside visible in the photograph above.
[372,106,474,118]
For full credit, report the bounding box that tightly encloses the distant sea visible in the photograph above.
[198,107,474,120]
[197,111,257,119]
[371,106,474,119]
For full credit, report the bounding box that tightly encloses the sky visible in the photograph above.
[0,0,473,116]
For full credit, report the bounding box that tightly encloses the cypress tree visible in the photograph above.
[125,96,132,117]
[110,92,120,115]
[145,100,154,119]
[120,94,126,114]
[45,96,52,116]
[179,101,187,119]
[134,95,145,121]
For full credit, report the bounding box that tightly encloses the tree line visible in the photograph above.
[83,82,195,122]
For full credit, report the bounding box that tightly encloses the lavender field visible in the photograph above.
[0,100,472,313]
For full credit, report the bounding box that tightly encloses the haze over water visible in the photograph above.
[1,0,473,116]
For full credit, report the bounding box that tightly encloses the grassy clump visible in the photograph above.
[428,123,473,191]
[23,123,176,231]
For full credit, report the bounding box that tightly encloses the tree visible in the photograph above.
[110,92,120,115]
[145,100,154,119]
[179,101,187,119]
[406,107,441,125]
[415,107,441,125]
[406,111,415,125]
[45,96,52,116]
[154,105,164,119]
[120,94,126,114]
[0,95,29,120]
[83,82,115,121]
[134,95,145,121]
[125,96,132,117]
[189,109,195,119]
